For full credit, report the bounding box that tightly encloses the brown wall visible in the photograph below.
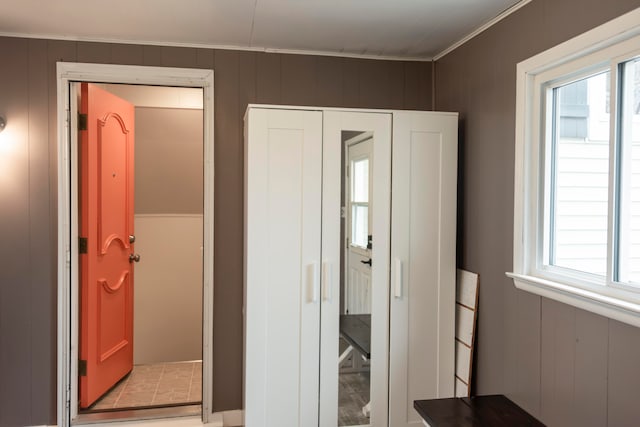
[434,0,640,425]
[135,107,204,215]
[0,37,432,426]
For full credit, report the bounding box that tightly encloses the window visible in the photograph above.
[546,71,610,278]
[510,7,640,327]
[618,57,640,285]
[350,157,370,249]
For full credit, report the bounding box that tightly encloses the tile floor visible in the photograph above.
[89,358,366,423]
[89,361,202,411]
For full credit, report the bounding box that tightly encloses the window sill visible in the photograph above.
[506,272,640,328]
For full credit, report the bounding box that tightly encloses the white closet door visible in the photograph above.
[389,111,458,427]
[244,107,323,427]
[320,111,391,427]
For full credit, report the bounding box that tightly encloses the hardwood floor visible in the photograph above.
[338,372,370,426]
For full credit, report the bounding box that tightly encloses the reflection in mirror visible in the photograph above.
[338,130,373,426]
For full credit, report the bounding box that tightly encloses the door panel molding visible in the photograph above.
[244,108,323,427]
[96,111,132,254]
[389,111,458,427]
[56,62,214,426]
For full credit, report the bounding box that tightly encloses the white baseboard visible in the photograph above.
[210,409,244,426]
[42,410,244,427]
[35,410,243,426]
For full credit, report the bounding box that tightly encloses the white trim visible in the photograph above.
[510,7,640,327]
[134,213,204,219]
[60,410,243,427]
[244,103,460,116]
[70,417,203,427]
[433,0,532,61]
[0,0,533,63]
[0,31,430,62]
[508,273,640,327]
[56,62,215,427]
[209,409,244,427]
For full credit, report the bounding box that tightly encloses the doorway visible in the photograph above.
[76,82,204,415]
[57,63,215,427]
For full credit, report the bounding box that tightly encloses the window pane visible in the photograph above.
[352,158,369,203]
[550,71,610,276]
[617,58,640,285]
[351,205,368,248]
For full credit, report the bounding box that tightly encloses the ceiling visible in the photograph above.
[0,0,526,60]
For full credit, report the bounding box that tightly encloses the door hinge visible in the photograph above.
[79,237,88,254]
[78,113,88,131]
[79,359,87,377]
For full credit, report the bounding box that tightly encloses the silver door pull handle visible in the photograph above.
[129,253,141,263]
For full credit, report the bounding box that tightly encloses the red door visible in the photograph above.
[79,83,136,408]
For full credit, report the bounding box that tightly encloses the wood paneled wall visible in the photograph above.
[0,36,432,426]
[434,0,640,425]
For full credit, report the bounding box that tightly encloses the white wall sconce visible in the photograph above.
[0,116,5,132]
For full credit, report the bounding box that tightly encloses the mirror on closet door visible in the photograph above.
[320,110,392,427]
[338,130,374,426]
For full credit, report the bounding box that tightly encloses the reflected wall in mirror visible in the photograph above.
[338,130,373,426]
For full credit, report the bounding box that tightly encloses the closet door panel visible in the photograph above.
[320,111,392,427]
[318,111,342,427]
[244,108,323,427]
[389,111,458,427]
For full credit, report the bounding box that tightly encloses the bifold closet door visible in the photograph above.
[389,111,458,427]
[244,108,323,427]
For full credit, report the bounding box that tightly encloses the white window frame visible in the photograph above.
[508,7,640,327]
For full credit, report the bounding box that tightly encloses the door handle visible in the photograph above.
[394,258,402,298]
[322,261,332,302]
[360,258,372,266]
[129,253,141,263]
[307,262,318,303]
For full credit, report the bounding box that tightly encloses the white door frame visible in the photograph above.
[56,62,215,427]
[343,131,374,315]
